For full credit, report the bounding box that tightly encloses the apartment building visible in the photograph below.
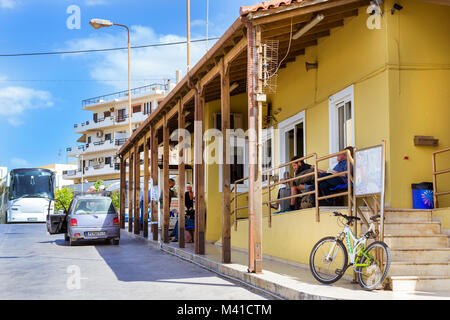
[64,81,177,187]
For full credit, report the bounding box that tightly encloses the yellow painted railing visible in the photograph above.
[432,147,450,208]
[231,149,354,229]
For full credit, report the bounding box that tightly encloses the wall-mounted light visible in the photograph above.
[391,3,403,15]
[292,14,324,40]
[305,62,318,71]
[230,82,239,93]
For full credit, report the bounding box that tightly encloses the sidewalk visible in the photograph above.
[122,226,450,300]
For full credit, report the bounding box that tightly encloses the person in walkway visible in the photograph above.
[306,146,354,206]
[171,183,195,242]
[185,184,194,214]
[160,178,176,210]
[289,156,314,210]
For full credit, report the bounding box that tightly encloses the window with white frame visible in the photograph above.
[278,111,306,177]
[329,85,355,168]
[262,127,274,182]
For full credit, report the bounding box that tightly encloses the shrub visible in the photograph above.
[54,187,73,212]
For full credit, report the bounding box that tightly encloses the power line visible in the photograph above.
[0,37,220,57]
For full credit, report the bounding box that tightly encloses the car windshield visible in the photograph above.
[73,199,116,215]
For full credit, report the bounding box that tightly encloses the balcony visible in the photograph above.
[66,145,86,157]
[82,83,168,108]
[74,112,150,134]
[84,139,116,154]
[63,163,120,180]
[74,116,115,134]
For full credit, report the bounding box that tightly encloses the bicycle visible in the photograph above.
[309,212,391,290]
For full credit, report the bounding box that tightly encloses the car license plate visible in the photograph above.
[27,218,37,222]
[85,231,106,237]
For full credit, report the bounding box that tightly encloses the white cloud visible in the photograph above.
[62,25,210,91]
[0,86,53,126]
[85,0,108,6]
[0,0,17,9]
[11,158,29,167]
[7,117,23,127]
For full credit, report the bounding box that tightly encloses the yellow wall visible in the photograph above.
[385,0,450,208]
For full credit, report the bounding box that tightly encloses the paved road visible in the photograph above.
[0,223,268,300]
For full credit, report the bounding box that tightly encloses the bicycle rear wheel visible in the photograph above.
[356,241,391,290]
[309,236,348,284]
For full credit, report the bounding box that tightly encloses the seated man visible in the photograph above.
[289,156,315,210]
[272,172,292,213]
[314,146,354,206]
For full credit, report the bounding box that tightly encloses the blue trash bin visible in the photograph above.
[412,182,434,209]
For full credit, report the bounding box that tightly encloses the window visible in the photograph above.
[117,109,126,122]
[87,136,92,144]
[278,111,306,176]
[104,111,111,118]
[93,113,98,123]
[132,104,142,113]
[105,157,112,165]
[105,133,112,142]
[262,127,274,182]
[329,85,355,167]
[143,102,153,115]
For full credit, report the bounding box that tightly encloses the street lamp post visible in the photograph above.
[90,18,132,138]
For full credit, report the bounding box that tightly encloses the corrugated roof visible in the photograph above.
[240,0,305,16]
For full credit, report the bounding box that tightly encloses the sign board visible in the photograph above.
[354,145,384,196]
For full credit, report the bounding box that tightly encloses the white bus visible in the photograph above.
[1,168,55,223]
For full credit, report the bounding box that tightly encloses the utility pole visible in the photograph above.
[187,0,191,72]
[206,0,209,52]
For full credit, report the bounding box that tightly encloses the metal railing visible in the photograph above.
[432,147,450,208]
[231,150,354,230]
[82,83,168,107]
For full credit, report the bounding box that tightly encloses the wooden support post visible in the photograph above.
[194,85,206,255]
[128,152,133,233]
[134,143,140,235]
[163,115,170,243]
[150,126,159,241]
[143,134,150,238]
[220,58,231,263]
[178,101,186,248]
[119,155,126,229]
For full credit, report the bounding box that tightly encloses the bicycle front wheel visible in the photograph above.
[309,236,348,284]
[356,241,391,290]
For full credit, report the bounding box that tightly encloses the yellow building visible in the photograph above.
[118,0,450,290]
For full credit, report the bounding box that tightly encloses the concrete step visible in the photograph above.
[390,248,450,264]
[389,276,450,292]
[385,211,432,223]
[389,262,450,277]
[384,235,448,249]
[384,221,442,236]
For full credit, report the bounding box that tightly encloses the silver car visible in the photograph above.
[46,193,120,246]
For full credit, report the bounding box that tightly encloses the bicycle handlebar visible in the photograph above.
[333,211,361,224]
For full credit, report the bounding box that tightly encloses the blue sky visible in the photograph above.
[0,0,256,169]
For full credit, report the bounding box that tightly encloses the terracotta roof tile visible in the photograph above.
[240,0,305,16]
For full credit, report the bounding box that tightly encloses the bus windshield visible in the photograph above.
[9,169,54,200]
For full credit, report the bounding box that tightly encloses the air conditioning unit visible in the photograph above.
[96,131,104,138]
